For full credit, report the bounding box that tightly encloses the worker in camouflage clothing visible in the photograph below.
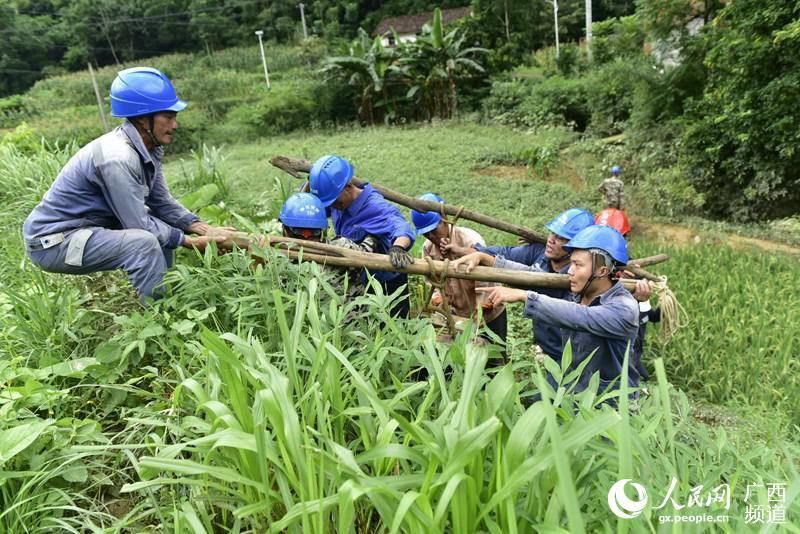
[598,165,624,210]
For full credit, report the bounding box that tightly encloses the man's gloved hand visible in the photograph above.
[388,245,413,269]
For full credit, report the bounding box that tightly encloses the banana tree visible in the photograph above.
[396,8,488,120]
[321,28,400,125]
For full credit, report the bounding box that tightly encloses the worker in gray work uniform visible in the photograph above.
[22,67,233,303]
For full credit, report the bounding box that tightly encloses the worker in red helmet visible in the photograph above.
[595,208,630,236]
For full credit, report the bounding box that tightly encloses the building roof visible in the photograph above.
[373,6,472,36]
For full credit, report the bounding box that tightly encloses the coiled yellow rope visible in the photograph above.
[649,276,688,341]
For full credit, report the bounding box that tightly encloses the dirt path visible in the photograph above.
[474,161,587,191]
[475,160,800,257]
[635,220,800,257]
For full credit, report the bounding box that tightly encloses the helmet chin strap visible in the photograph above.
[576,251,612,297]
[144,115,161,148]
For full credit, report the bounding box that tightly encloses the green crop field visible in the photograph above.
[1,118,798,531]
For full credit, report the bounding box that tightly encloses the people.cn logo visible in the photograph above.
[608,479,648,519]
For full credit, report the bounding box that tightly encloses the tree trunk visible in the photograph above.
[271,155,550,243]
[504,0,511,42]
[268,155,670,280]
[449,78,457,118]
[269,235,643,291]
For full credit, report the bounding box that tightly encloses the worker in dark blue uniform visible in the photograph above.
[450,208,594,361]
[476,225,640,400]
[308,155,415,317]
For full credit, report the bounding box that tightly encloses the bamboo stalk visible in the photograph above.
[269,155,548,243]
[219,229,667,285]
[625,265,662,282]
[204,228,254,249]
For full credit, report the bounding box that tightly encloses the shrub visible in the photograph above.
[0,94,30,128]
[681,0,800,221]
[632,164,705,217]
[485,61,640,135]
[517,75,591,131]
[481,77,534,127]
[0,122,45,156]
[483,75,592,131]
[584,59,641,135]
[226,78,339,136]
[591,15,645,65]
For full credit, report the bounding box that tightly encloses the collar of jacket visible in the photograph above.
[342,182,373,216]
[120,120,165,166]
[570,280,628,306]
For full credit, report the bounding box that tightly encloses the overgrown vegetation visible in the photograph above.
[2,0,800,527]
[480,1,799,224]
[0,42,342,151]
[1,136,798,529]
[323,9,487,124]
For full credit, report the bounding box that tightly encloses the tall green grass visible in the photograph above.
[200,122,800,433]
[0,126,798,530]
[63,249,797,531]
[631,240,800,433]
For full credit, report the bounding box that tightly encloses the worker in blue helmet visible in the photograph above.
[476,225,641,403]
[450,208,594,361]
[279,192,328,241]
[266,192,380,299]
[308,155,415,318]
[276,192,379,251]
[22,67,234,303]
[412,193,508,363]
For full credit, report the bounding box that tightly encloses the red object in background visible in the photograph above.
[595,208,631,236]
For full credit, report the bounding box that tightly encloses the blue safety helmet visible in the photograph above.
[309,155,354,207]
[611,165,621,175]
[110,67,187,118]
[545,208,595,240]
[564,225,629,265]
[411,193,444,235]
[279,193,328,229]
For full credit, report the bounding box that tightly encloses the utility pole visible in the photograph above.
[298,3,308,40]
[254,30,271,90]
[88,62,110,132]
[550,0,560,58]
[585,0,592,60]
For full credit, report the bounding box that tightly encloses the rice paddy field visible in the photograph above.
[1,121,798,532]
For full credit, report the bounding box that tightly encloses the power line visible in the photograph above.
[0,68,44,74]
[0,0,261,34]
[89,0,268,26]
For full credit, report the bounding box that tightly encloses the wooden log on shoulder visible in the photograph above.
[268,236,639,292]
[269,155,548,244]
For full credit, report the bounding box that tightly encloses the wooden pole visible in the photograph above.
[627,253,668,268]
[269,155,549,243]
[88,62,110,133]
[268,155,670,280]
[266,235,640,291]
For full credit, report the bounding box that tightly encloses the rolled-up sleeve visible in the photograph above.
[94,157,185,249]
[524,291,639,340]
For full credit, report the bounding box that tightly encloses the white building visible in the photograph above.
[373,6,473,47]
